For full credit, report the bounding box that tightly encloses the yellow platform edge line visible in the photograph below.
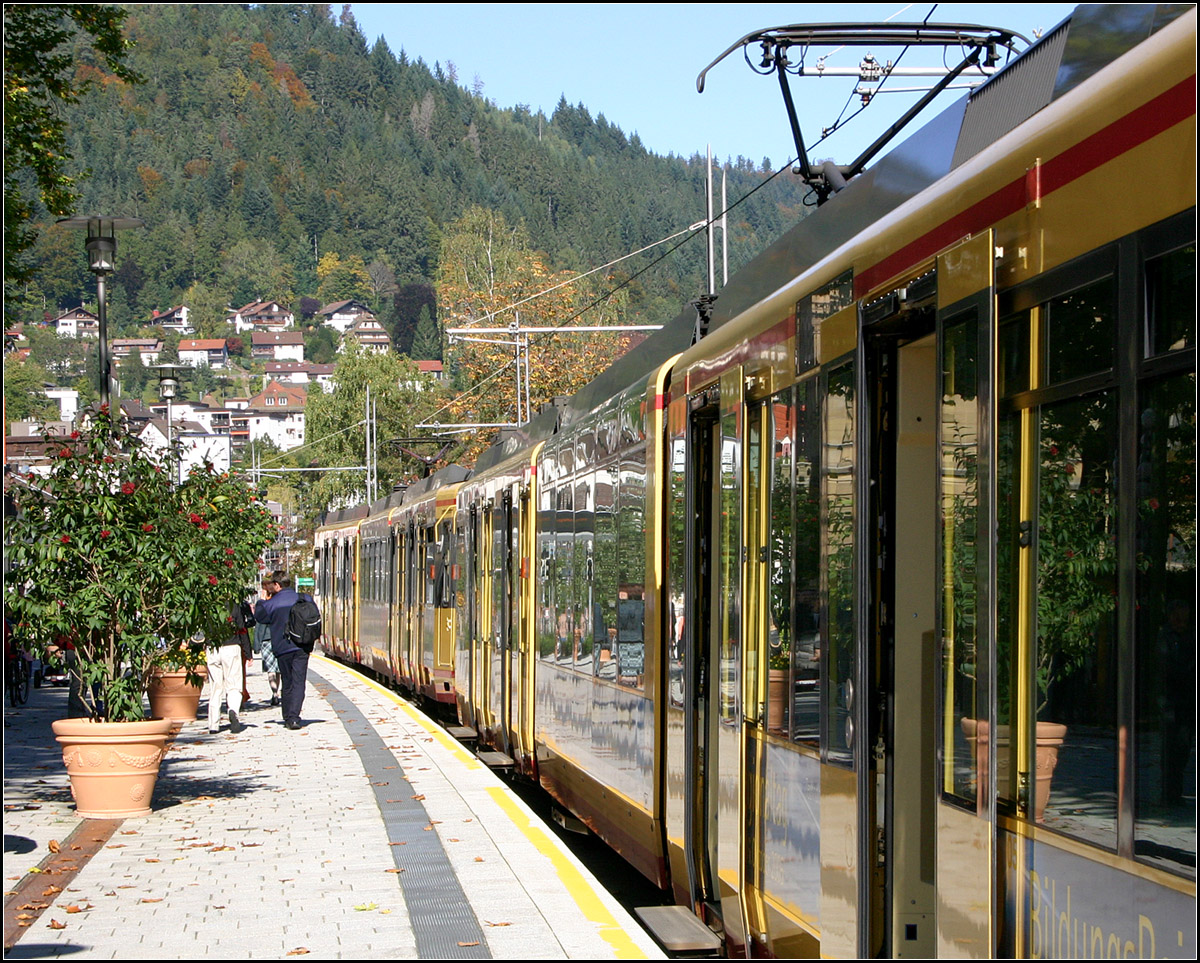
[486,785,649,960]
[312,655,480,768]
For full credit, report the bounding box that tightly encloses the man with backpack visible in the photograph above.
[253,572,318,730]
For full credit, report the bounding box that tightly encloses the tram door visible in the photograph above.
[683,367,749,950]
[933,232,997,956]
[484,494,513,753]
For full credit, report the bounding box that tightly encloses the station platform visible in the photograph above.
[3,656,665,960]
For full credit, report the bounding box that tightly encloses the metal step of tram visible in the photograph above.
[446,725,477,744]
[634,905,723,958]
[475,749,514,770]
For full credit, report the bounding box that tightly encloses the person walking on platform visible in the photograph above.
[254,572,306,729]
[207,598,251,733]
[255,580,281,707]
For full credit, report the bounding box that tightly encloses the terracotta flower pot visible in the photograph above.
[52,717,173,819]
[960,718,1067,822]
[146,665,207,723]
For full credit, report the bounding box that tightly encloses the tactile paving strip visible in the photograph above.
[312,669,490,959]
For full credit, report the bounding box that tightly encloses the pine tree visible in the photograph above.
[410,305,440,361]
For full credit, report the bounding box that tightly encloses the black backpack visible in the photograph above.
[285,596,322,651]
[232,600,253,632]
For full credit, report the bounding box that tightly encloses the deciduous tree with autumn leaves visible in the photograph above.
[437,207,630,464]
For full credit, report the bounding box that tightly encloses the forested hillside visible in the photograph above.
[11,3,808,348]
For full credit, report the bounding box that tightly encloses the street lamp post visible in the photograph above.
[155,364,183,484]
[56,215,144,410]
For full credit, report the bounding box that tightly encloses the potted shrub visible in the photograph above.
[4,407,272,817]
[146,638,208,724]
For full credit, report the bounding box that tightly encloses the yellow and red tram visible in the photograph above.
[315,6,1195,956]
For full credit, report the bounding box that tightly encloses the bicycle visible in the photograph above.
[7,652,31,707]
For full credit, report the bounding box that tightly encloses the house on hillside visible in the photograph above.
[251,330,305,363]
[52,307,99,339]
[318,299,375,335]
[226,300,294,333]
[339,317,391,354]
[149,306,193,335]
[307,363,336,393]
[178,338,229,368]
[44,387,79,422]
[110,338,164,366]
[245,380,307,451]
[264,361,311,385]
[416,360,445,382]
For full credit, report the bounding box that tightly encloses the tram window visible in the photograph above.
[823,362,856,767]
[790,381,821,747]
[941,316,983,804]
[1134,371,1196,874]
[1044,277,1116,385]
[537,460,557,663]
[575,473,594,671]
[718,409,742,725]
[1034,390,1119,849]
[764,388,795,738]
[594,462,618,679]
[667,430,687,710]
[1146,245,1195,356]
[617,447,646,690]
[998,311,1030,397]
[555,484,574,665]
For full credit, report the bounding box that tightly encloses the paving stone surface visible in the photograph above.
[3,657,664,960]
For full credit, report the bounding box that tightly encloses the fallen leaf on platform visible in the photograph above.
[120,830,139,835]
[389,842,406,847]
[285,948,310,956]
[240,842,262,848]
[141,898,163,903]
[48,919,66,929]
[106,844,125,849]
[383,766,397,770]
[48,840,60,853]
[145,859,160,863]
[411,794,425,801]
[42,885,62,897]
[386,868,405,874]
[485,921,512,927]
[70,845,81,851]
[474,857,485,862]
[210,846,235,852]
[372,782,388,786]
[458,941,480,947]
[16,913,33,921]
[27,867,42,873]
[64,905,83,914]
[353,902,377,911]
[17,921,30,928]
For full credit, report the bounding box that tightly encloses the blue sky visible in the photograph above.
[353,3,1080,169]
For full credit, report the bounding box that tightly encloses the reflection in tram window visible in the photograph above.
[1146,245,1195,356]
[941,315,982,805]
[823,363,855,766]
[1044,277,1116,385]
[763,382,822,746]
[617,447,647,690]
[1134,372,1196,875]
[719,410,741,725]
[667,431,687,710]
[1035,391,1119,848]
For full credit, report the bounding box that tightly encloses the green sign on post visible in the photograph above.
[295,576,315,588]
